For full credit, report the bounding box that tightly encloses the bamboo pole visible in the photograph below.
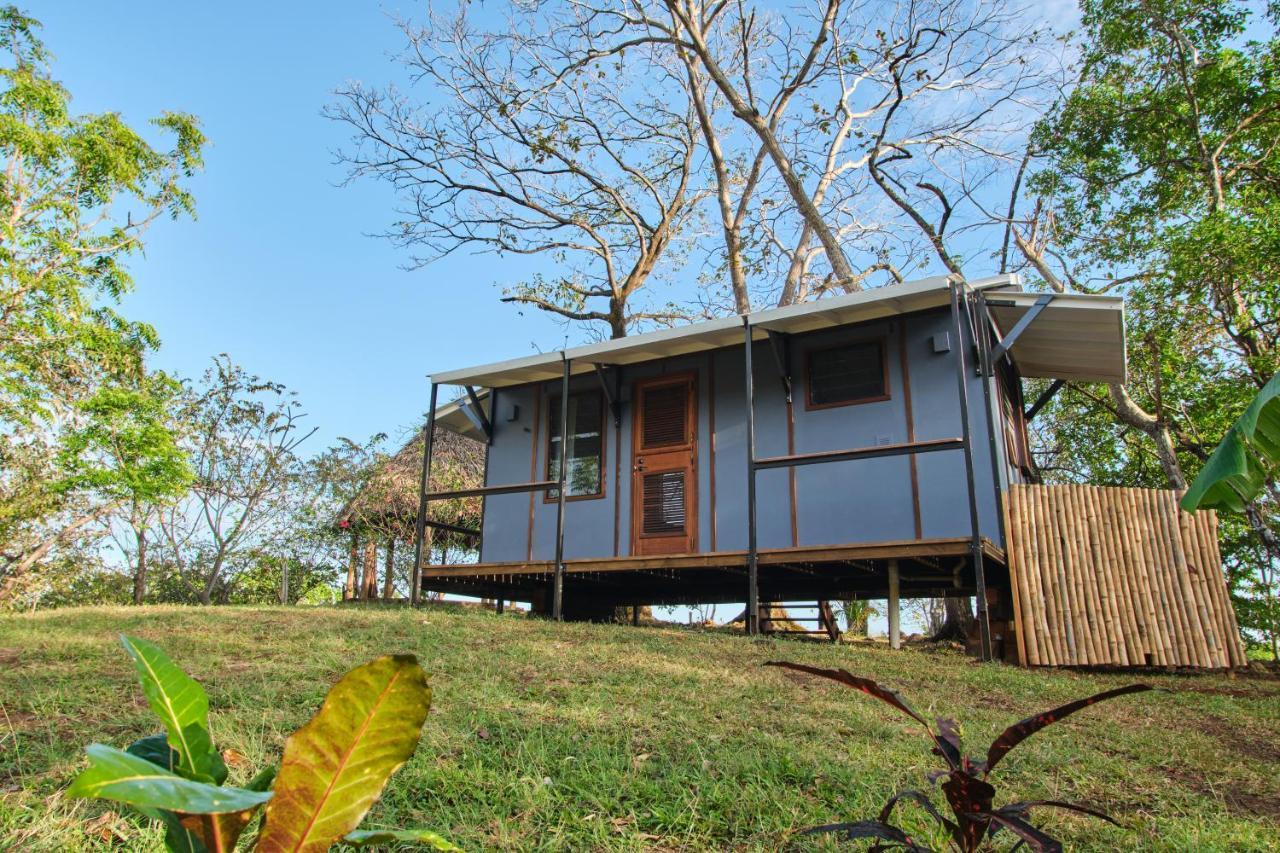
[1146,489,1196,664]
[1056,486,1092,664]
[1027,487,1056,665]
[1176,503,1221,666]
[1040,486,1071,663]
[1004,497,1032,665]
[1086,486,1127,664]
[1201,511,1245,667]
[1124,488,1172,665]
[1101,487,1147,664]
[1074,485,1115,663]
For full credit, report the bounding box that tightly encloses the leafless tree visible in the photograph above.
[155,357,315,605]
[329,4,708,339]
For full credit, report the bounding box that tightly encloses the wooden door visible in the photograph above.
[631,374,698,556]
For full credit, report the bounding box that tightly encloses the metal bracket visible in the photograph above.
[464,385,493,443]
[592,363,622,427]
[989,293,1054,368]
[1024,378,1066,422]
[766,329,792,402]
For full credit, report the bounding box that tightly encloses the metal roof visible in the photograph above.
[433,274,1019,388]
[430,273,1126,437]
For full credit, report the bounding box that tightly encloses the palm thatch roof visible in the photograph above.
[337,425,485,539]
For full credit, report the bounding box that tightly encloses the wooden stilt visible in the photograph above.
[887,559,900,650]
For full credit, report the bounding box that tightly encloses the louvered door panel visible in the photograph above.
[641,384,688,448]
[641,471,687,534]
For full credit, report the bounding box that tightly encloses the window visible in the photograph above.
[546,390,604,499]
[806,340,889,408]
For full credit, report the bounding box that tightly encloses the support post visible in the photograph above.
[888,559,901,650]
[949,280,993,661]
[496,599,504,615]
[972,293,1007,548]
[552,354,571,620]
[742,317,760,636]
[631,605,640,626]
[411,382,439,607]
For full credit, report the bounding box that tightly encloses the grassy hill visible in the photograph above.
[1,606,1278,851]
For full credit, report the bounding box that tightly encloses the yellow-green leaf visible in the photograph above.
[258,655,431,853]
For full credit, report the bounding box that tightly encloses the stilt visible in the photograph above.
[888,559,901,650]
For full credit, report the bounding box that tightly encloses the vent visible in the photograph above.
[641,383,688,448]
[642,471,686,534]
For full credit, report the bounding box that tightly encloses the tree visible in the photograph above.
[57,372,191,604]
[155,357,314,605]
[330,4,705,339]
[1019,0,1280,653]
[0,7,204,597]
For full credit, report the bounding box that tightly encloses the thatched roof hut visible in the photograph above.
[336,424,485,545]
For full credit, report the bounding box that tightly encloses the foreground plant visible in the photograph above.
[68,635,457,851]
[768,662,1152,852]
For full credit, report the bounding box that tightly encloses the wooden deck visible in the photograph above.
[421,537,1006,611]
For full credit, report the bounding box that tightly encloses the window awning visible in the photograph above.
[984,291,1127,384]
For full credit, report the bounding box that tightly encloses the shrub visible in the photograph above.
[67,634,457,851]
[768,661,1152,852]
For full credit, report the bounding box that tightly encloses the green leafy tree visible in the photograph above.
[1021,0,1280,653]
[0,7,204,598]
[58,373,192,604]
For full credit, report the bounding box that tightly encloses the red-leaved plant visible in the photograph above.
[768,662,1152,852]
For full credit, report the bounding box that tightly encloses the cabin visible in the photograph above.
[409,274,1245,668]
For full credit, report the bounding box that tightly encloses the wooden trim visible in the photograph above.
[630,371,699,555]
[542,385,607,503]
[613,369,622,557]
[803,336,892,411]
[707,351,718,552]
[898,325,923,539]
[422,536,1006,578]
[526,386,541,562]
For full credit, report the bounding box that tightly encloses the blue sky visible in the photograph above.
[36,1,571,452]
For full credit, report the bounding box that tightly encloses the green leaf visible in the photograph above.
[119,634,225,783]
[1182,372,1280,512]
[127,733,180,772]
[258,655,432,853]
[344,828,462,850]
[67,744,272,815]
[245,764,278,792]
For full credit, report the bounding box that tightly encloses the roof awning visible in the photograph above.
[984,292,1127,384]
[431,274,1020,388]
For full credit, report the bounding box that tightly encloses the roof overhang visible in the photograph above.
[984,291,1127,384]
[431,274,1019,389]
[427,274,1127,439]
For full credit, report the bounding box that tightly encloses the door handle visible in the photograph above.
[634,461,646,473]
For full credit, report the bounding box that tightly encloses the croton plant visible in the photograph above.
[68,635,457,851]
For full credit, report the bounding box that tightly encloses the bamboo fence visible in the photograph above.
[1004,485,1245,669]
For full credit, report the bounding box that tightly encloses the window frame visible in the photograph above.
[543,387,607,503]
[803,337,892,411]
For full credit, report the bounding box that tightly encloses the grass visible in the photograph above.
[1,606,1278,851]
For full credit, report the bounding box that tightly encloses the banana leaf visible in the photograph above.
[1182,372,1280,512]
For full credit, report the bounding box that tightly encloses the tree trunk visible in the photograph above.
[931,596,974,642]
[279,557,290,605]
[132,527,147,605]
[362,538,379,600]
[382,536,396,600]
[345,532,358,601]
